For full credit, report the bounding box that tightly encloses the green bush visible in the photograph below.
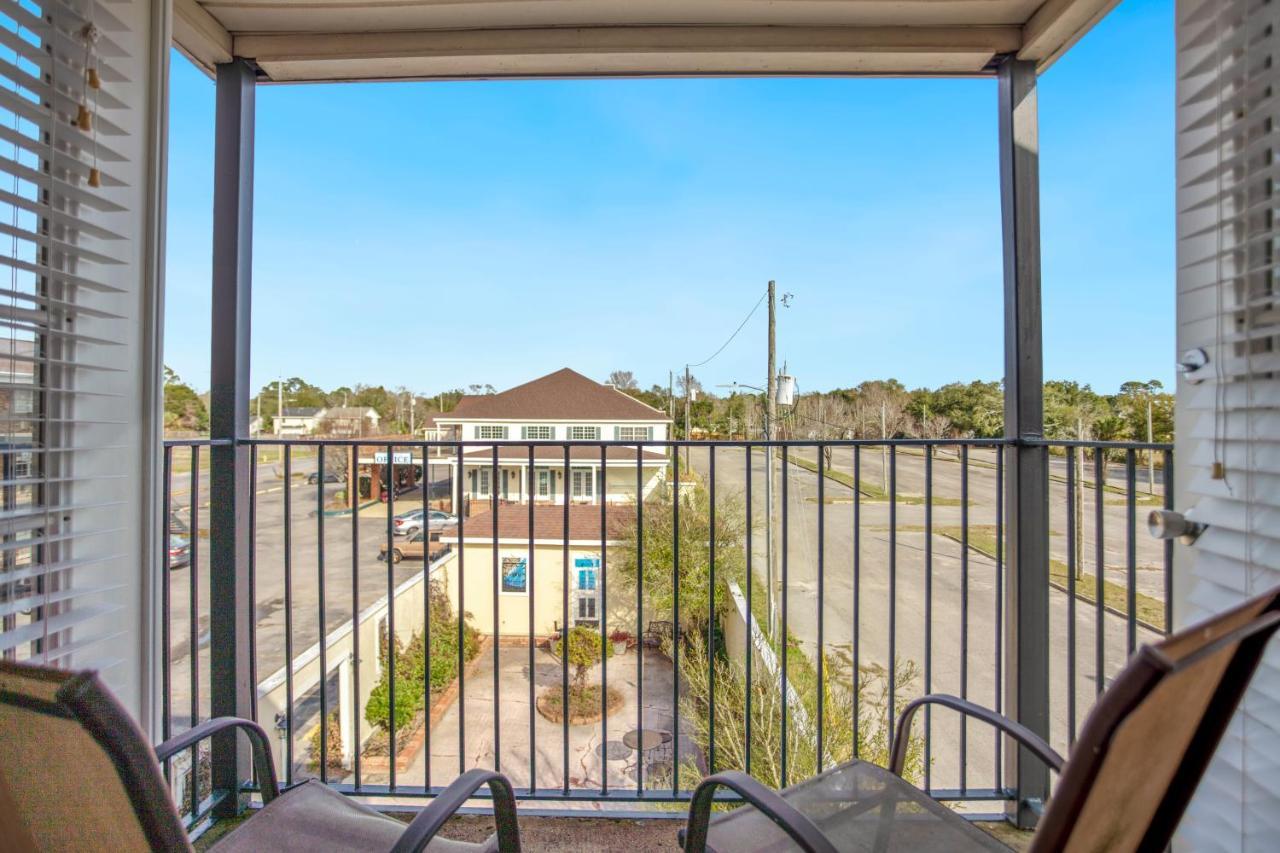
[364,582,480,735]
[552,625,613,691]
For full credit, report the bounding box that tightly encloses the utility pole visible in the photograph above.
[881,401,888,494]
[684,364,692,469]
[409,392,415,436]
[1146,397,1155,494]
[668,370,674,420]
[276,378,283,436]
[765,280,778,636]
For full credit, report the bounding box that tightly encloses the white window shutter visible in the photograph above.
[1177,0,1280,847]
[0,0,165,720]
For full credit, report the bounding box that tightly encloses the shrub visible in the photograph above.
[364,581,481,735]
[306,709,345,774]
[552,625,613,691]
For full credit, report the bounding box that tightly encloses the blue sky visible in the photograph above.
[163,0,1173,398]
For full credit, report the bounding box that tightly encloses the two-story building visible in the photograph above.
[436,368,670,505]
[275,406,324,436]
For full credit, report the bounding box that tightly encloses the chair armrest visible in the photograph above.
[389,769,521,853]
[154,716,280,803]
[890,694,1065,777]
[682,770,838,853]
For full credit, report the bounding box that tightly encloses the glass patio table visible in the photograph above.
[682,760,1012,852]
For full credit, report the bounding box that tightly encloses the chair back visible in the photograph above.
[0,661,191,851]
[1031,587,1280,852]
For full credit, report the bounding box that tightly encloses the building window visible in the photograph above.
[615,426,653,441]
[522,425,553,440]
[476,467,491,497]
[568,425,600,440]
[538,470,551,497]
[501,556,528,594]
[574,557,600,625]
[477,425,508,440]
[571,468,594,499]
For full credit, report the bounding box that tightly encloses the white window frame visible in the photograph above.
[615,425,653,441]
[537,469,551,497]
[522,425,554,440]
[571,468,594,499]
[476,425,509,440]
[574,557,600,626]
[476,467,491,498]
[567,425,601,440]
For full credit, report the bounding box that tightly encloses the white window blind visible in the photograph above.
[1176,0,1280,846]
[0,0,132,675]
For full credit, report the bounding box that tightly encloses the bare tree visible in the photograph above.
[608,370,638,390]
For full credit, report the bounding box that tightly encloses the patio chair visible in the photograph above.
[641,620,676,648]
[681,585,1280,852]
[0,661,522,852]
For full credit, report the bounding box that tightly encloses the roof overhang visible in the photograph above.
[174,0,1120,83]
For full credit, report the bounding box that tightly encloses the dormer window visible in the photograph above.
[477,425,508,440]
[615,426,653,441]
[568,426,600,440]
[522,425,554,440]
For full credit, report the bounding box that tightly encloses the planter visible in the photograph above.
[612,641,628,656]
[535,684,625,726]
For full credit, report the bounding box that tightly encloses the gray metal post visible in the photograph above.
[209,58,255,814]
[998,55,1050,828]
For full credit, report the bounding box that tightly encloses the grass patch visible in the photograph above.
[892,524,1166,632]
[788,454,966,506]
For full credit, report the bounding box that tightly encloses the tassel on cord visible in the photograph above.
[75,103,91,132]
[88,167,100,188]
[86,67,100,90]
[79,21,101,187]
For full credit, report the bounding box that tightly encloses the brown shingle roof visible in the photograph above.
[441,504,632,544]
[445,368,668,422]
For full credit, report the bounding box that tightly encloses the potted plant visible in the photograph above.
[609,629,631,655]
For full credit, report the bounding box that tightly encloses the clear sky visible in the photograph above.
[163,0,1173,398]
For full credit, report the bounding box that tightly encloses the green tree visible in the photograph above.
[163,366,208,433]
[552,625,614,692]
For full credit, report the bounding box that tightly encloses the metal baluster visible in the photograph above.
[1067,447,1077,746]
[189,445,201,814]
[529,444,536,792]
[1126,449,1137,655]
[600,444,608,794]
[888,445,897,752]
[816,444,825,772]
[924,445,932,792]
[1162,450,1173,636]
[635,447,644,794]
[162,445,173,784]
[852,445,861,760]
[994,446,1004,789]
[781,446,789,788]
[744,444,752,776]
[562,444,570,794]
[318,448,328,783]
[283,445,293,786]
[386,444,396,790]
[708,446,716,775]
[1094,449,1105,696]
[492,446,500,776]
[672,446,681,796]
[457,442,466,778]
[421,443,431,790]
[351,445,362,790]
[959,444,968,794]
[249,447,259,727]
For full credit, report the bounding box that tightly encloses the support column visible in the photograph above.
[999,55,1050,828]
[209,58,256,814]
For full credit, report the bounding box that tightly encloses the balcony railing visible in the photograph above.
[159,436,1171,821]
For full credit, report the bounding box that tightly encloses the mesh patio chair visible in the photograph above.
[681,585,1280,852]
[0,661,522,852]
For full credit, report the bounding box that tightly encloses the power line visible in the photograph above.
[686,290,768,369]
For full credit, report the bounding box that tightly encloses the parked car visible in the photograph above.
[168,536,191,570]
[395,509,457,537]
[306,470,342,485]
[378,530,445,564]
[392,508,424,536]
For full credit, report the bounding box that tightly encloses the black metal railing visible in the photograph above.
[159,436,1171,815]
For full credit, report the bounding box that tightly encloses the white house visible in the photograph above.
[274,406,325,436]
[317,406,380,436]
[435,368,671,505]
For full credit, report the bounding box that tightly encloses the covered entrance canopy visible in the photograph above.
[174,0,1117,81]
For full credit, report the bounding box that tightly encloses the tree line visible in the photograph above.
[164,365,1173,444]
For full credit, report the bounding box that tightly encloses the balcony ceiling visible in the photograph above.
[173,0,1119,83]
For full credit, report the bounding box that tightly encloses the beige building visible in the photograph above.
[437,505,636,638]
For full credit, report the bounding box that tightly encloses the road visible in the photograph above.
[686,444,1163,791]
[164,452,427,745]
